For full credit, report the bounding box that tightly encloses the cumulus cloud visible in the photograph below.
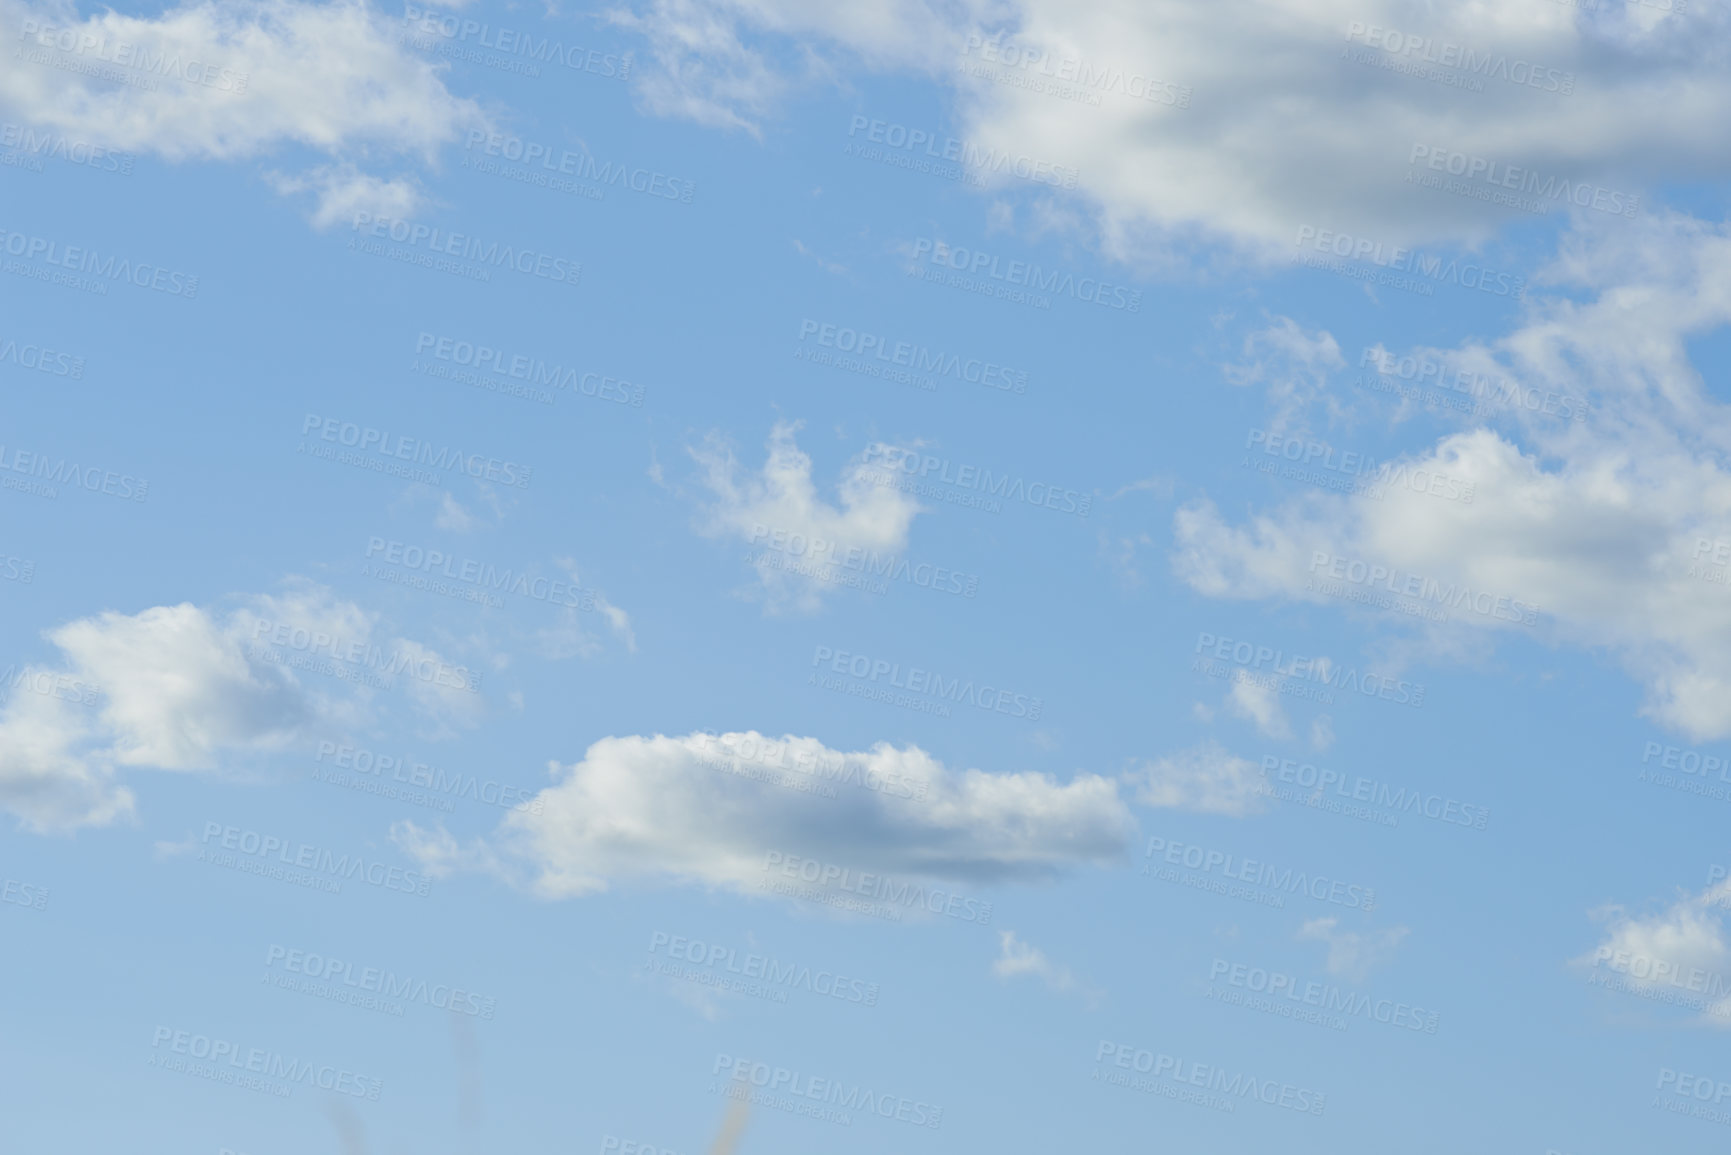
[0,0,484,222]
[395,730,1133,903]
[690,421,924,611]
[1578,879,1731,1026]
[0,581,478,831]
[1298,916,1409,981]
[606,0,1729,251]
[0,682,133,834]
[1170,214,1731,740]
[1127,740,1266,816]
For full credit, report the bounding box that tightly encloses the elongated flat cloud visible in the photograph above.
[395,730,1134,901]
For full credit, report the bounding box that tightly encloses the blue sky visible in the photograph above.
[5,0,1731,1151]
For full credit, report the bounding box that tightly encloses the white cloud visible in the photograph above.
[604,0,1731,252]
[1170,213,1731,741]
[992,929,1098,1001]
[1127,739,1265,816]
[690,421,925,612]
[52,602,311,770]
[1578,880,1731,1027]
[606,0,978,133]
[396,730,1134,901]
[1297,916,1408,981]
[0,681,132,833]
[1309,714,1334,752]
[267,164,426,229]
[1223,316,1346,432]
[0,0,484,220]
[1227,676,1291,740]
[594,595,637,652]
[0,581,479,831]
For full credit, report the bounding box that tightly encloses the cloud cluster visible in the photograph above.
[0,0,485,223]
[0,581,476,832]
[1174,213,1731,739]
